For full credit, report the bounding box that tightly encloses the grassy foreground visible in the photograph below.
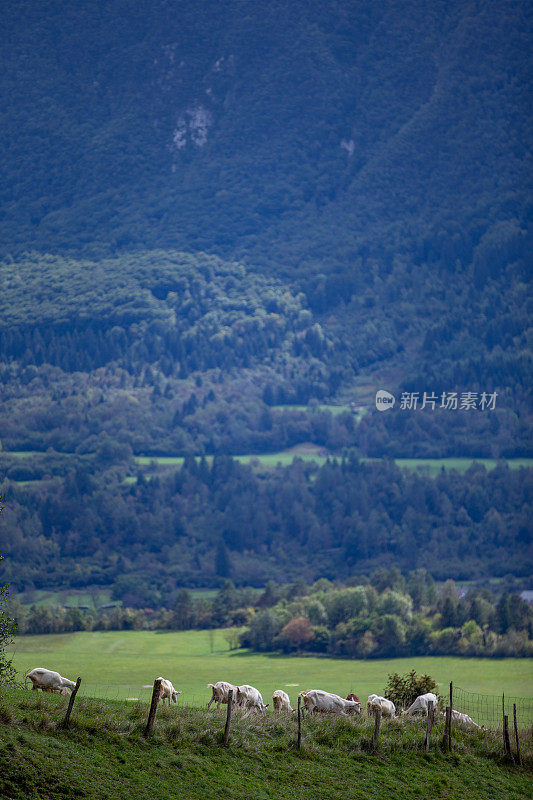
[0,688,531,800]
[10,629,533,707]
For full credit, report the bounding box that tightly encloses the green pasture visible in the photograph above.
[11,629,532,709]
[13,588,116,609]
[133,451,533,474]
[391,457,533,478]
[1,689,531,800]
[13,587,217,608]
[4,448,532,475]
[269,404,363,417]
[134,442,330,469]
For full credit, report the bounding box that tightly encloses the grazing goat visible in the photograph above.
[157,677,182,706]
[300,689,361,716]
[207,681,239,710]
[272,690,293,713]
[26,668,76,695]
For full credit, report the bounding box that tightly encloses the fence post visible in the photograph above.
[503,715,514,762]
[222,689,233,746]
[425,700,434,751]
[448,682,453,752]
[513,704,522,766]
[60,677,81,729]
[442,706,450,751]
[372,707,382,750]
[143,678,162,738]
[297,695,302,750]
[502,693,508,757]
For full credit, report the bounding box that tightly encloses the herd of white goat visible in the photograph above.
[25,668,481,729]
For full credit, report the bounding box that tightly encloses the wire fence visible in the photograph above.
[18,675,533,730]
[453,686,533,729]
[69,683,210,710]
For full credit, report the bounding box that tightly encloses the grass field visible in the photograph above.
[133,449,533,472]
[5,447,532,475]
[13,587,219,609]
[10,630,533,712]
[13,588,115,609]
[1,688,531,800]
[392,457,533,478]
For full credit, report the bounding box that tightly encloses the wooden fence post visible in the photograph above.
[143,678,162,738]
[61,677,81,729]
[297,695,302,750]
[448,682,453,752]
[372,707,382,750]
[222,689,233,746]
[425,700,434,751]
[513,704,522,766]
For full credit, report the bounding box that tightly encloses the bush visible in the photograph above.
[384,670,439,710]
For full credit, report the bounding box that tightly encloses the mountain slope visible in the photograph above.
[1,0,530,281]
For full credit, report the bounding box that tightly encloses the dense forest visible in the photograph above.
[0,1,530,460]
[1,456,531,600]
[0,250,530,459]
[0,1,531,603]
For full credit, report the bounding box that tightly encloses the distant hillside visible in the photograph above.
[1,0,530,281]
[0,0,530,458]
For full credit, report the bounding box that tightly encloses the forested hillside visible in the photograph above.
[2,456,531,598]
[0,1,531,599]
[0,0,531,455]
[2,0,530,281]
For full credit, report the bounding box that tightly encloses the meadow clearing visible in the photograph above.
[134,449,533,476]
[10,628,532,709]
[4,630,533,799]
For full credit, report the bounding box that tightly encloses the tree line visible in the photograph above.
[8,571,532,660]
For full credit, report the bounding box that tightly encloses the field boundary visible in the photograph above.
[454,686,533,728]
[22,677,533,730]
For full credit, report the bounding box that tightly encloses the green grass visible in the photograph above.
[2,450,48,458]
[14,588,221,609]
[0,688,531,800]
[391,458,533,478]
[4,448,531,474]
[14,588,116,609]
[270,404,361,417]
[134,443,331,469]
[133,451,533,474]
[10,630,533,709]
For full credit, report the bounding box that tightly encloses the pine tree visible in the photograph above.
[215,541,232,578]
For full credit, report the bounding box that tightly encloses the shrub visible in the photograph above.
[384,670,439,710]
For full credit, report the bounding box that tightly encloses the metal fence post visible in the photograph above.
[297,695,302,750]
[372,707,382,750]
[513,704,522,766]
[448,682,453,752]
[222,689,233,745]
[425,700,434,751]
